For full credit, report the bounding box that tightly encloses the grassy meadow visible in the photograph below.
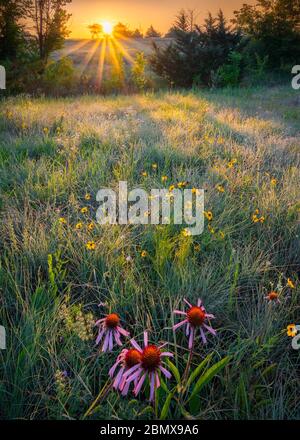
[0,85,299,419]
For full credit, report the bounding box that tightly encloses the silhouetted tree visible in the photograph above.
[145,25,161,38]
[113,22,133,38]
[132,28,143,39]
[27,0,71,61]
[88,23,103,39]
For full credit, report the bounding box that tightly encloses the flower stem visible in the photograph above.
[182,332,195,385]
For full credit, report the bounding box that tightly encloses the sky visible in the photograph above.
[67,0,256,38]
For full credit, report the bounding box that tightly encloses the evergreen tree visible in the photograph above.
[150,9,241,87]
[145,25,161,38]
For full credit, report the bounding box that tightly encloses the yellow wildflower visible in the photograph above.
[204,211,213,221]
[169,184,175,192]
[182,228,191,237]
[287,278,295,289]
[81,207,88,214]
[287,324,297,337]
[86,241,96,250]
[43,127,49,135]
[152,163,158,170]
[75,222,83,230]
[216,184,225,193]
[161,175,168,183]
[59,217,67,224]
[141,171,147,177]
[270,178,277,186]
[87,222,95,231]
[141,250,148,258]
[85,193,91,200]
[208,224,215,234]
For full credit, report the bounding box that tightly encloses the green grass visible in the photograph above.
[0,85,299,420]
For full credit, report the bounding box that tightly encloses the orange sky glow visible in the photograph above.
[67,0,256,39]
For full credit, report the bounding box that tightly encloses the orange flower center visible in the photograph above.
[125,349,142,368]
[268,291,278,301]
[105,313,120,328]
[141,345,161,371]
[187,306,206,327]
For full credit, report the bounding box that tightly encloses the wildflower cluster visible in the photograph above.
[95,298,216,402]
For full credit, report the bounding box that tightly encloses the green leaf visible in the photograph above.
[186,352,213,388]
[159,391,174,420]
[166,359,181,384]
[189,356,230,400]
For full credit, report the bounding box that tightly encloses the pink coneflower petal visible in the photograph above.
[96,329,105,345]
[109,331,113,351]
[160,352,173,357]
[188,327,194,349]
[197,299,202,307]
[184,298,193,308]
[102,332,110,352]
[117,326,130,337]
[200,327,207,344]
[135,373,147,395]
[113,366,125,388]
[203,324,217,335]
[126,368,142,383]
[173,310,187,315]
[155,372,160,388]
[123,363,141,379]
[109,358,121,377]
[205,313,215,319]
[159,365,172,379]
[186,322,190,336]
[149,373,155,401]
[130,338,142,352]
[95,318,105,325]
[121,381,130,396]
[144,331,148,347]
[114,330,122,346]
[173,319,188,330]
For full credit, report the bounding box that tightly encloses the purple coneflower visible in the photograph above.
[109,348,142,395]
[121,331,173,401]
[173,298,216,347]
[95,313,130,352]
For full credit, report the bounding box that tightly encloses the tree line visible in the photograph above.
[150,1,300,87]
[88,22,161,39]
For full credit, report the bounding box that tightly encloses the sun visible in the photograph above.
[102,21,113,36]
